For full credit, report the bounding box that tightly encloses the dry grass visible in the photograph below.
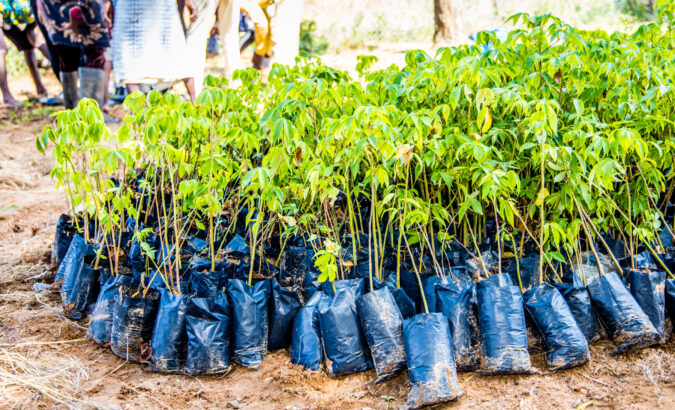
[0,346,106,408]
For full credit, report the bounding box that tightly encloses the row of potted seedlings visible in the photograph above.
[40,10,675,408]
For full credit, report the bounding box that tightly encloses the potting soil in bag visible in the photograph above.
[385,274,417,319]
[318,280,373,376]
[64,266,100,321]
[146,290,188,373]
[587,272,659,354]
[52,214,75,265]
[110,285,160,362]
[666,279,675,324]
[290,291,325,370]
[268,281,303,351]
[87,274,137,344]
[477,279,532,374]
[402,313,463,409]
[625,269,667,342]
[228,278,271,369]
[436,280,480,372]
[523,284,590,370]
[356,287,406,382]
[552,283,604,343]
[185,292,231,375]
[279,246,314,287]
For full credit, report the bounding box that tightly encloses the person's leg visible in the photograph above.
[0,31,19,106]
[79,47,107,106]
[56,45,81,108]
[182,77,196,102]
[23,49,48,96]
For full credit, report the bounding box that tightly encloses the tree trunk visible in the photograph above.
[434,0,462,44]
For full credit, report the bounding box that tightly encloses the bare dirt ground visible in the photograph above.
[0,56,674,409]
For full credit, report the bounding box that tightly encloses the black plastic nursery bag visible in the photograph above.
[318,279,373,376]
[436,280,480,372]
[268,281,303,351]
[110,285,160,362]
[384,274,417,319]
[228,278,271,369]
[64,265,100,321]
[356,287,406,382]
[146,289,189,373]
[552,283,604,343]
[625,269,667,342]
[190,268,229,298]
[666,279,675,324]
[422,275,442,313]
[290,291,324,371]
[87,274,137,344]
[52,214,75,265]
[58,234,88,295]
[402,312,464,409]
[523,284,590,370]
[279,246,314,287]
[476,277,532,374]
[185,292,231,375]
[587,272,660,355]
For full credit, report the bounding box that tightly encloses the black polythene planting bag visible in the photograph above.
[587,271,660,355]
[110,285,160,363]
[552,283,605,343]
[476,276,532,375]
[146,289,189,373]
[228,278,271,370]
[58,234,90,298]
[279,246,315,288]
[318,279,373,376]
[384,274,417,319]
[523,283,590,370]
[63,265,100,321]
[435,280,480,372]
[268,280,303,351]
[190,268,230,298]
[399,270,431,314]
[52,214,76,265]
[402,312,464,409]
[625,269,667,342]
[87,274,137,344]
[185,292,231,375]
[290,290,325,371]
[666,279,675,324]
[356,287,406,382]
[422,275,442,313]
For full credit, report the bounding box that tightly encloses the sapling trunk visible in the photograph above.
[576,203,623,274]
[493,200,503,287]
[573,195,605,277]
[511,235,523,293]
[403,229,429,314]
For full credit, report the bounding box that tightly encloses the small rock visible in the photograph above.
[227,401,240,409]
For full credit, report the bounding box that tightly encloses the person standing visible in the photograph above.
[0,0,50,101]
[111,0,195,102]
[35,0,110,108]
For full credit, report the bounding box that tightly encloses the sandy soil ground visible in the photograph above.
[0,54,674,409]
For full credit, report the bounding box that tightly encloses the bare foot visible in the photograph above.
[3,97,22,108]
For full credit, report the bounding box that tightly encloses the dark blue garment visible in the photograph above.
[290,291,324,370]
[318,280,373,376]
[402,313,463,409]
[476,280,531,374]
[436,280,480,372]
[37,0,110,48]
[185,293,231,375]
[523,284,590,370]
[147,290,188,373]
[587,272,659,355]
[268,281,303,351]
[87,274,137,344]
[356,287,406,382]
[552,283,604,343]
[625,269,667,342]
[228,279,271,369]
